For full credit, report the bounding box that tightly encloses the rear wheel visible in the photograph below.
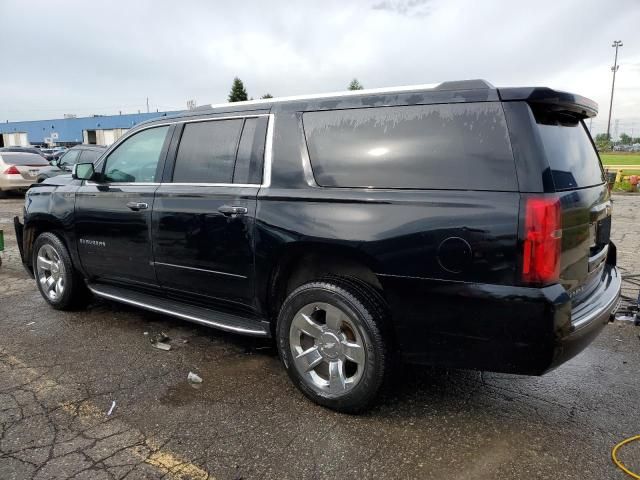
[33,232,90,310]
[277,277,392,413]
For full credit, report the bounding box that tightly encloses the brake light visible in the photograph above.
[3,165,20,175]
[522,197,562,284]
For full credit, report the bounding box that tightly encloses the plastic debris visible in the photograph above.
[187,372,203,384]
[150,332,171,351]
[107,401,116,416]
[26,322,35,326]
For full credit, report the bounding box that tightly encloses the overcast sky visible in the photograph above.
[1,0,639,135]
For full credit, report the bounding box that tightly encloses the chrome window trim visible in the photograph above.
[160,183,260,188]
[84,181,161,186]
[153,261,247,279]
[85,113,275,189]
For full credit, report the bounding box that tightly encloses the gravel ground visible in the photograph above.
[0,192,639,480]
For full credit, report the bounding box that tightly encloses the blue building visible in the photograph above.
[0,111,179,147]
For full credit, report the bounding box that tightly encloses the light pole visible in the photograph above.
[606,40,623,140]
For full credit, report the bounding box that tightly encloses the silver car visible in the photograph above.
[0,152,49,193]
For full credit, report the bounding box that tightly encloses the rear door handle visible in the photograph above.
[126,202,148,211]
[218,205,248,216]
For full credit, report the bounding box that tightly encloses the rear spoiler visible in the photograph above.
[498,87,598,119]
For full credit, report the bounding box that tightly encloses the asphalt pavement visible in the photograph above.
[0,192,639,480]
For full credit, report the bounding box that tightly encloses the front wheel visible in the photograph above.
[33,232,90,310]
[277,277,392,413]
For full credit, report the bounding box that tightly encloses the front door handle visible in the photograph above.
[126,201,149,211]
[218,205,248,216]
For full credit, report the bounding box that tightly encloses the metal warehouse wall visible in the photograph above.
[0,111,179,144]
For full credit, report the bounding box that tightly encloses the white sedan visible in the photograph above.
[0,152,50,194]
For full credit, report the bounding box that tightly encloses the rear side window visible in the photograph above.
[302,102,517,191]
[173,119,243,183]
[233,117,268,184]
[0,153,48,166]
[532,109,604,190]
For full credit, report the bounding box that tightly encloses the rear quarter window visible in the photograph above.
[302,102,517,191]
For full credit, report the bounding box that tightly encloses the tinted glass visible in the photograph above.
[104,126,169,183]
[0,152,48,166]
[303,102,517,190]
[79,149,102,164]
[533,109,604,190]
[59,150,80,166]
[233,117,267,184]
[173,119,243,183]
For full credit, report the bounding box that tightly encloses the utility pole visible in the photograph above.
[146,97,149,113]
[606,40,623,140]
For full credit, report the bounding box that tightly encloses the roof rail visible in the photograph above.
[197,79,495,111]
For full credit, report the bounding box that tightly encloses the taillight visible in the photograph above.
[3,165,20,175]
[522,197,562,284]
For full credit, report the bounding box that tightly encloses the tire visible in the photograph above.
[277,277,392,413]
[32,232,90,310]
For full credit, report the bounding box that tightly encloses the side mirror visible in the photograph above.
[72,162,95,180]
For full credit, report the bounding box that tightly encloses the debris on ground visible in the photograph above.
[26,321,35,326]
[107,401,116,416]
[188,372,203,384]
[152,341,171,351]
[150,332,171,351]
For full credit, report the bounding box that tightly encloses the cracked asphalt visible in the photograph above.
[1,192,639,480]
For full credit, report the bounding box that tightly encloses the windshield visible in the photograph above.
[59,150,81,166]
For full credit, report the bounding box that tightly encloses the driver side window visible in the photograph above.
[103,126,169,183]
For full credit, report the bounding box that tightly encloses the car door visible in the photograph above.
[75,124,173,288]
[152,114,269,308]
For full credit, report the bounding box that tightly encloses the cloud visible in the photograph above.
[372,0,434,17]
[0,0,638,137]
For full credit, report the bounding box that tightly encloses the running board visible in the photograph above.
[87,283,271,337]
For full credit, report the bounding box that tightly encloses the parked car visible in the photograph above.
[0,146,47,158]
[0,152,49,194]
[39,147,68,163]
[14,80,621,412]
[37,145,106,183]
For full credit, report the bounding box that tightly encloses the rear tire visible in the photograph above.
[32,232,90,310]
[277,277,392,413]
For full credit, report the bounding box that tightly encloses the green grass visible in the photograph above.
[600,153,640,166]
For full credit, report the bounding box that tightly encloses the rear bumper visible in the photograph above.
[378,263,621,375]
[0,175,34,191]
[549,263,621,370]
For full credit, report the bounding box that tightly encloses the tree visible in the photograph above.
[261,93,273,99]
[228,77,248,102]
[594,133,612,151]
[619,133,632,145]
[348,78,364,90]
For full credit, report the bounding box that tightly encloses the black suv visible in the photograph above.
[14,80,621,412]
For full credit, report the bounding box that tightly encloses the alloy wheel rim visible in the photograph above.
[289,302,366,395]
[36,244,65,301]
